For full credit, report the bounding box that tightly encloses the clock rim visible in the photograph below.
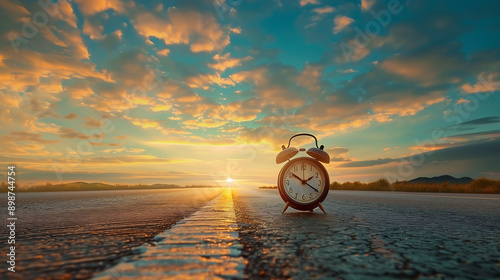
[277,157,330,211]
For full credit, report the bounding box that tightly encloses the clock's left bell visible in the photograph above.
[276,147,299,164]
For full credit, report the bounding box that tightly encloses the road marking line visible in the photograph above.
[92,188,243,280]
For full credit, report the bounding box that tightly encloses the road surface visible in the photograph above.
[2,188,499,279]
[233,188,500,279]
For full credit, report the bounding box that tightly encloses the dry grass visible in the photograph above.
[329,178,500,194]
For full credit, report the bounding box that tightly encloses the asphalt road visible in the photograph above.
[2,188,499,279]
[0,188,223,280]
[233,188,500,279]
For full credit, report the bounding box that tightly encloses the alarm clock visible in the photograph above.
[276,133,330,214]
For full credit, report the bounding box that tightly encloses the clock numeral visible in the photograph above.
[295,193,298,199]
[286,180,289,186]
[294,165,298,172]
[310,165,313,171]
[315,172,319,178]
[288,186,293,193]
[289,172,293,178]
[309,193,314,199]
[318,180,321,186]
[302,194,307,200]
[301,163,306,170]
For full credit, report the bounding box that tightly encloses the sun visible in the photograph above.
[226,177,233,183]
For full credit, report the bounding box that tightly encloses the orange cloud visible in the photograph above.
[133,9,230,53]
[238,126,297,149]
[0,94,21,108]
[300,0,319,6]
[333,15,354,34]
[85,116,104,127]
[209,53,252,72]
[183,118,227,128]
[461,72,500,94]
[184,72,235,89]
[73,0,125,16]
[3,131,59,144]
[83,18,105,40]
[222,98,263,122]
[296,64,323,92]
[157,49,170,56]
[314,6,335,14]
[361,0,376,11]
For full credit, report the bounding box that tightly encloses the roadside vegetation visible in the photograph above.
[259,178,500,194]
[329,178,500,193]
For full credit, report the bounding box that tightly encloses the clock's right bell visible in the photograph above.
[306,147,330,164]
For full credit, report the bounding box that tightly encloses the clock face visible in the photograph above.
[278,157,329,208]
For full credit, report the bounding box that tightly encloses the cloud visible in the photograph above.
[132,8,231,53]
[63,79,95,99]
[129,118,162,129]
[361,0,376,11]
[337,68,357,73]
[313,6,334,15]
[222,98,263,122]
[333,15,354,34]
[85,116,104,127]
[296,64,323,92]
[340,138,500,177]
[325,147,351,162]
[183,119,227,128]
[340,158,396,168]
[58,127,103,140]
[101,147,145,154]
[461,72,500,94]
[460,116,500,126]
[2,131,59,144]
[64,113,78,119]
[0,94,21,108]
[73,0,126,16]
[300,0,319,7]
[230,64,306,107]
[238,126,297,148]
[208,53,252,72]
[157,49,170,56]
[184,72,235,89]
[89,142,120,147]
[83,17,105,40]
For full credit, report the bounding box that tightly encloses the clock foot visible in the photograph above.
[282,202,289,213]
[318,203,326,214]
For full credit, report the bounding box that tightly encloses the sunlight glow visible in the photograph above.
[227,177,233,183]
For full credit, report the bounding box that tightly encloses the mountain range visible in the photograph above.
[408,175,474,185]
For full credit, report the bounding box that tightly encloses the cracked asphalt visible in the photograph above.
[2,188,499,279]
[233,188,500,279]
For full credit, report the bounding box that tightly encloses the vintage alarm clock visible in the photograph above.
[276,133,330,214]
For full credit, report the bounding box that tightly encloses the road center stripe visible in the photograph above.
[92,188,243,279]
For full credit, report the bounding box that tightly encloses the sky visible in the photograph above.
[1,0,499,188]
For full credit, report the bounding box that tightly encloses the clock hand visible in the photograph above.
[306,183,319,192]
[305,176,314,182]
[291,173,303,182]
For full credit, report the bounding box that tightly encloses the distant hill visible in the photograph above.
[0,182,219,192]
[408,175,474,185]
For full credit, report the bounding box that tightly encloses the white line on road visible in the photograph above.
[92,188,244,279]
